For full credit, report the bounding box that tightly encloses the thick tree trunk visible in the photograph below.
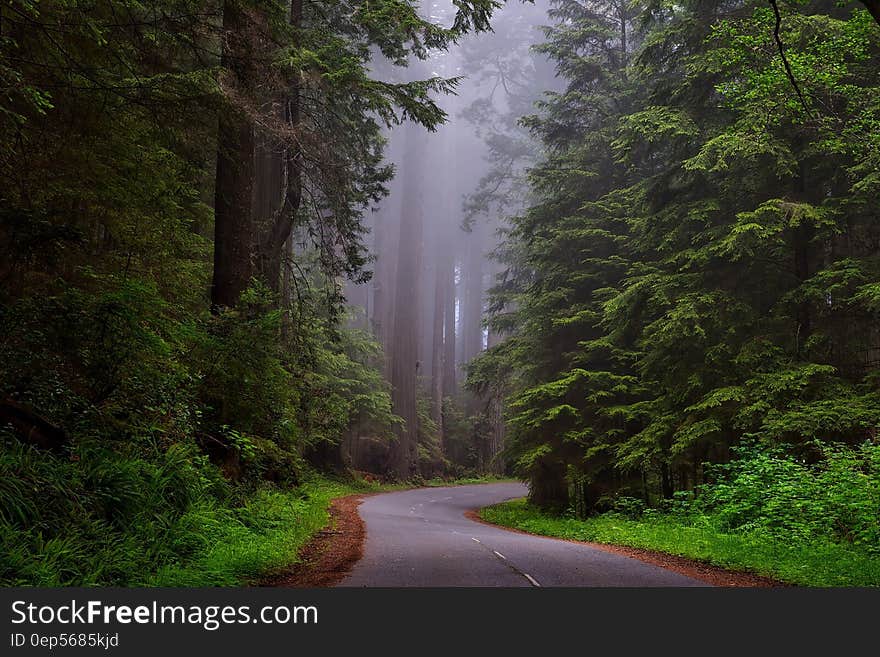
[252,131,284,292]
[462,225,484,365]
[660,462,673,499]
[431,254,447,429]
[211,1,255,311]
[529,461,569,510]
[254,0,303,293]
[372,200,400,376]
[387,124,426,479]
[793,156,813,357]
[794,223,813,356]
[442,257,457,397]
[372,215,389,348]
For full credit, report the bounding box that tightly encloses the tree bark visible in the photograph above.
[430,254,447,429]
[387,124,426,479]
[529,460,569,510]
[211,0,255,311]
[254,0,303,293]
[660,462,673,499]
[442,257,457,397]
[461,224,484,377]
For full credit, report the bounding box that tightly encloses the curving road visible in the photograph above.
[339,482,706,587]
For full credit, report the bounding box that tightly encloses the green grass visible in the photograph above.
[148,475,388,586]
[480,498,880,587]
[147,474,510,586]
[0,436,397,588]
[0,442,518,588]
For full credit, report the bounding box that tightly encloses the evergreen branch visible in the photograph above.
[768,0,812,118]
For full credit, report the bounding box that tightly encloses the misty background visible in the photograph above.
[338,1,557,477]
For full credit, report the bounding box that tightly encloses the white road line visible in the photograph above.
[522,573,541,587]
[469,536,539,587]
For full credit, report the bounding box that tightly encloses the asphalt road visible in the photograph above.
[339,482,706,587]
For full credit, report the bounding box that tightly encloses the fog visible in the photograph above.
[343,1,559,475]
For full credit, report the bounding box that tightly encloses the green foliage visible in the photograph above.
[0,273,402,584]
[414,392,446,479]
[147,477,369,586]
[439,399,500,477]
[475,0,880,515]
[0,425,372,587]
[696,442,880,551]
[0,434,224,586]
[481,496,880,587]
[1,0,462,585]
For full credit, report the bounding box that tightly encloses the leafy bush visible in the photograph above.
[0,255,401,585]
[0,434,223,586]
[609,496,648,520]
[695,442,880,552]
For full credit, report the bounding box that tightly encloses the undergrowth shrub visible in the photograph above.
[694,442,880,552]
[0,277,397,585]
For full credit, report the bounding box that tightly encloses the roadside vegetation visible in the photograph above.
[0,444,386,588]
[482,443,880,587]
[0,433,508,588]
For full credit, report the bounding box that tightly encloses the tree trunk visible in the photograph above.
[660,461,673,499]
[431,253,447,430]
[462,224,484,367]
[529,460,568,510]
[211,0,255,311]
[254,0,303,293]
[387,124,426,479]
[793,155,813,357]
[442,257,457,397]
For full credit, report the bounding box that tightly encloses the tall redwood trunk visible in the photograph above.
[387,124,426,479]
[372,190,401,377]
[461,223,484,371]
[211,0,255,310]
[255,0,303,293]
[430,254,447,429]
[442,258,457,398]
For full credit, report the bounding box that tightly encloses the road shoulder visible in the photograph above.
[467,510,786,587]
[263,493,371,588]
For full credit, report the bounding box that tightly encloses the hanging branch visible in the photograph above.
[768,0,812,118]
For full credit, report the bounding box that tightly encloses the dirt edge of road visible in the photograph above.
[464,510,788,588]
[263,493,371,588]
